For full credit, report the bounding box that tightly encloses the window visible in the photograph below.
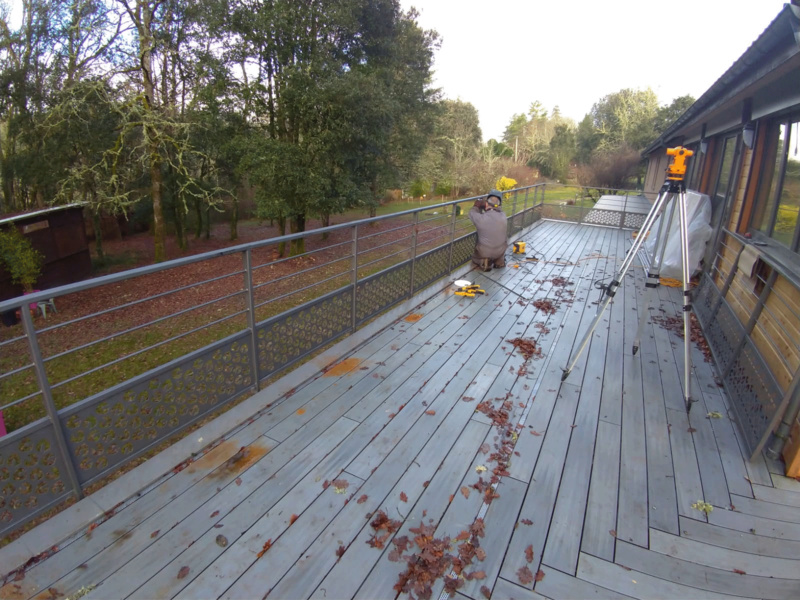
[752,117,800,251]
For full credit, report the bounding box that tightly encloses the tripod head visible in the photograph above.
[665,146,693,181]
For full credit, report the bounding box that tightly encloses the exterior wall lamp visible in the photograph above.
[742,122,756,149]
[699,139,709,154]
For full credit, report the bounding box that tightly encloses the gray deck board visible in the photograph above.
[6,221,800,600]
[615,539,800,599]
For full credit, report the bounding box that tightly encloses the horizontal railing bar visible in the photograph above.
[357,235,413,259]
[35,269,246,336]
[254,271,352,310]
[252,254,352,291]
[357,248,412,272]
[0,332,26,348]
[0,362,34,382]
[49,309,249,391]
[355,221,414,243]
[0,390,42,412]
[251,237,353,271]
[42,289,247,365]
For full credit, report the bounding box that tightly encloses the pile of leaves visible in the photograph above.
[532,299,557,315]
[650,313,712,362]
[366,510,402,549]
[392,519,487,599]
[506,338,542,361]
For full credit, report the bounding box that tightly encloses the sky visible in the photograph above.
[400,0,789,141]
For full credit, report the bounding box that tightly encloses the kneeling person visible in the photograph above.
[469,189,508,271]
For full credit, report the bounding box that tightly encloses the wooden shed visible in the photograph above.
[0,204,92,303]
[642,2,800,475]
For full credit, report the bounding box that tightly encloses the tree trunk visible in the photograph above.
[277,216,287,257]
[195,197,203,238]
[289,214,306,256]
[92,206,105,266]
[321,213,330,240]
[230,196,238,241]
[150,154,166,261]
[174,202,187,251]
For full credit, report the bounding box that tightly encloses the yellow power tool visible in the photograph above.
[455,284,486,298]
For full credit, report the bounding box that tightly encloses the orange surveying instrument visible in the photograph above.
[562,146,697,413]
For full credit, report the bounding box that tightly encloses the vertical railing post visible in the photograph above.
[578,189,585,225]
[511,190,519,234]
[21,308,83,500]
[523,188,529,228]
[409,210,420,297]
[243,249,260,390]
[621,192,629,229]
[351,224,359,331]
[447,202,458,274]
[722,269,778,375]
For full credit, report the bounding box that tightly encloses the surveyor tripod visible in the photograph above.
[561,146,696,412]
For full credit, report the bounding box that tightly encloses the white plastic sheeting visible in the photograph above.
[644,191,714,279]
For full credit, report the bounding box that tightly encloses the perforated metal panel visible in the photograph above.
[623,213,647,230]
[61,334,254,485]
[413,245,451,291]
[451,233,477,268]
[583,209,624,228]
[724,338,783,456]
[258,288,352,378]
[0,420,72,535]
[356,263,412,325]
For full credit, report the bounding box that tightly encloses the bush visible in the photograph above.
[0,227,44,292]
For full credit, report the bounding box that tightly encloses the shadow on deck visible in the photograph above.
[3,221,800,600]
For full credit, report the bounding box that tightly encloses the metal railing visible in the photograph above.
[0,183,638,536]
[694,229,800,459]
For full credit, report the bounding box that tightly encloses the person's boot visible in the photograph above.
[480,258,491,272]
[494,257,505,268]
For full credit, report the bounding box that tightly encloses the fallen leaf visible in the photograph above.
[425,410,436,415]
[296,408,306,415]
[461,486,471,499]
[470,570,487,580]
[481,585,492,599]
[399,491,408,502]
[609,529,617,538]
[213,524,224,528]
[455,530,470,541]
[520,518,533,526]
[332,479,349,494]
[535,570,545,582]
[479,443,490,454]
[257,539,273,558]
[530,430,542,436]
[357,494,368,504]
[707,411,723,419]
[150,530,160,538]
[476,465,487,473]
[322,479,330,490]
[691,500,714,514]
[177,566,190,580]
[235,477,242,486]
[215,534,228,547]
[336,545,346,560]
[210,510,219,518]
[733,568,746,575]
[289,514,299,525]
[476,547,487,561]
[516,565,533,585]
[687,427,697,433]
[524,544,534,563]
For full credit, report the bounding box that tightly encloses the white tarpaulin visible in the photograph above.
[644,191,713,279]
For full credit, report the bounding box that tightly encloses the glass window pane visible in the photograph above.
[715,136,736,201]
[754,123,785,235]
[774,120,799,247]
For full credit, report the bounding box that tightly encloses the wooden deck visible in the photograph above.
[4,220,800,600]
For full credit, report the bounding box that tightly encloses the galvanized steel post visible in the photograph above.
[351,224,359,330]
[447,202,458,274]
[20,308,83,500]
[409,210,420,297]
[243,249,260,390]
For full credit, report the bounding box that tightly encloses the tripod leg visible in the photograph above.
[562,189,672,381]
[678,189,694,412]
[632,195,678,355]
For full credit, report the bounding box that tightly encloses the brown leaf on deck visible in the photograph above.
[470,518,485,538]
[535,569,545,582]
[609,529,617,537]
[475,547,486,561]
[257,539,273,558]
[481,584,492,598]
[235,477,242,486]
[461,486,471,499]
[469,570,486,580]
[688,427,697,433]
[425,410,436,415]
[525,544,534,563]
[357,494,368,504]
[216,535,228,548]
[336,545,346,561]
[150,530,160,538]
[289,514,299,525]
[400,491,408,502]
[455,530,470,541]
[177,566,190,580]
[322,479,330,490]
[210,510,219,518]
[530,430,541,436]
[733,568,747,575]
[516,565,533,585]
[520,518,533,526]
